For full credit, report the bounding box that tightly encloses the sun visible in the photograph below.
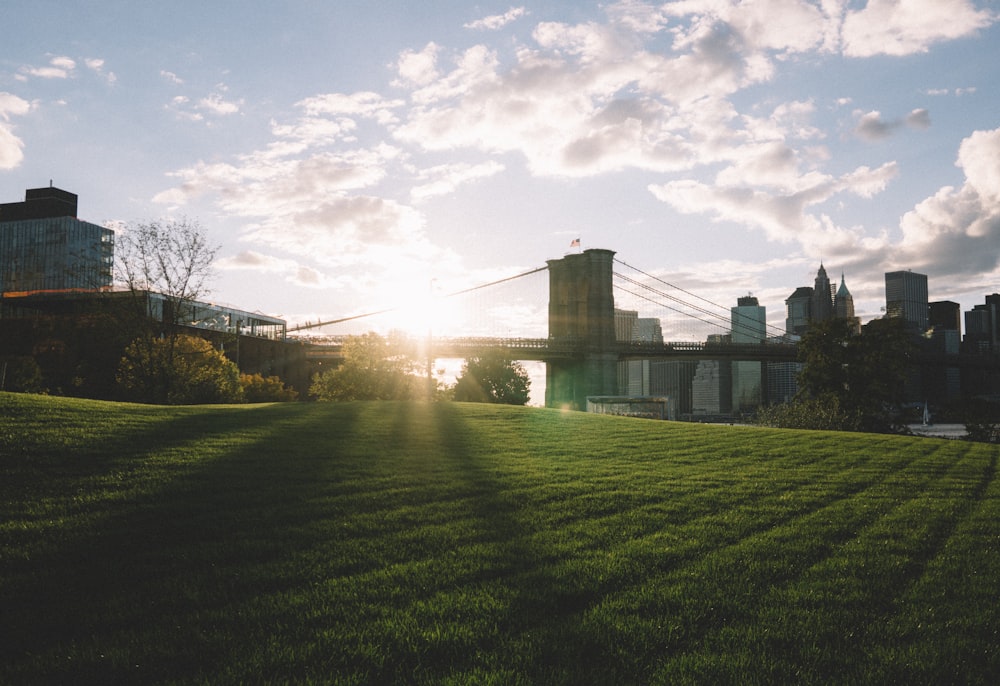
[386,286,466,338]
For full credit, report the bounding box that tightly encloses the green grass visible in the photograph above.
[2,392,999,685]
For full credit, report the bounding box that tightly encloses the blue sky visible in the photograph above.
[2,0,999,341]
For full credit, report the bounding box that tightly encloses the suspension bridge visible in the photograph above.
[292,248,798,409]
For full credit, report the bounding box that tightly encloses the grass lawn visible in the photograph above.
[1,392,999,685]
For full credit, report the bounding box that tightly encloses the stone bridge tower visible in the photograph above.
[545,248,618,409]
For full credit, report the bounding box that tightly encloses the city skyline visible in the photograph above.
[2,1,999,340]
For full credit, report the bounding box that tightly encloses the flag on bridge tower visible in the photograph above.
[570,238,581,248]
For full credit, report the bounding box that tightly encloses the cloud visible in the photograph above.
[410,160,505,201]
[152,1,998,312]
[853,108,932,141]
[84,57,116,85]
[216,250,338,288]
[841,0,995,57]
[392,43,442,88]
[897,127,1000,275]
[198,91,243,116]
[166,83,244,120]
[906,108,931,130]
[21,55,76,79]
[160,70,184,85]
[392,3,854,178]
[296,91,403,125]
[648,161,898,247]
[0,93,31,169]
[924,87,977,97]
[464,7,527,31]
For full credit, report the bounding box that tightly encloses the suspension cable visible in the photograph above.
[288,265,549,332]
[613,257,787,339]
[614,281,731,334]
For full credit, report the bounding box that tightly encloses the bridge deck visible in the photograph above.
[303,336,802,362]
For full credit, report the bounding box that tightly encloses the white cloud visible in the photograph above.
[842,0,995,57]
[160,70,184,85]
[84,57,116,85]
[216,250,339,289]
[898,128,1000,275]
[0,93,31,169]
[464,7,527,31]
[217,250,293,272]
[21,56,76,79]
[648,162,898,245]
[166,83,245,120]
[392,5,850,178]
[296,91,403,125]
[393,43,442,88]
[198,92,243,116]
[410,160,505,201]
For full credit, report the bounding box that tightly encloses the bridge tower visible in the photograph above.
[545,248,618,409]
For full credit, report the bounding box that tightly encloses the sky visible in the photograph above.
[2,0,1000,346]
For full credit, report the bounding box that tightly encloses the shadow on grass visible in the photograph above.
[1,402,370,685]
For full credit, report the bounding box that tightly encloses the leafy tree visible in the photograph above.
[240,373,299,402]
[113,218,220,399]
[453,351,531,405]
[117,334,243,404]
[790,316,916,432]
[796,317,856,403]
[310,332,418,401]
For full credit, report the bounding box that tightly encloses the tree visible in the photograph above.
[240,373,299,402]
[310,331,419,401]
[790,316,915,432]
[117,334,242,404]
[113,218,220,400]
[114,217,218,317]
[452,351,530,405]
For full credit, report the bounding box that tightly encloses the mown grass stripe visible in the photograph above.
[2,395,999,685]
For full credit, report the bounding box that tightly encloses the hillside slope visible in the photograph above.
[2,393,998,684]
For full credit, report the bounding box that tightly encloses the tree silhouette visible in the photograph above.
[453,351,530,405]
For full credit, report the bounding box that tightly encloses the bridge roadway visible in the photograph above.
[303,336,803,363]
[302,336,1000,369]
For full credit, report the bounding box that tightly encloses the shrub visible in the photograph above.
[0,356,44,393]
[755,394,864,432]
[239,373,298,402]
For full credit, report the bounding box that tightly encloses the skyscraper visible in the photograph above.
[784,286,813,336]
[731,295,765,412]
[885,270,929,331]
[964,294,1000,354]
[811,264,833,323]
[834,273,859,333]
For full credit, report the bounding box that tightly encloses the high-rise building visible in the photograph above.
[692,333,731,416]
[613,308,663,396]
[0,186,114,294]
[962,294,1000,397]
[731,295,765,412]
[929,301,962,334]
[885,270,929,332]
[785,286,812,336]
[834,273,859,332]
[811,264,833,323]
[924,301,962,402]
[614,308,638,343]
